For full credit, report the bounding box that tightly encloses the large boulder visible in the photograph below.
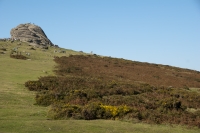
[10,23,53,46]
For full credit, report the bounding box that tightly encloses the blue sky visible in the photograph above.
[0,0,200,71]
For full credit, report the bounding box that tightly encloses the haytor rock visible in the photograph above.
[10,23,53,46]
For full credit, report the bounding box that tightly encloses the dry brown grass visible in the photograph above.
[55,55,200,88]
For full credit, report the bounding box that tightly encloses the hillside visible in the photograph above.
[26,52,200,127]
[0,39,200,132]
[54,55,200,88]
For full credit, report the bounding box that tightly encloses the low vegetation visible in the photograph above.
[25,55,200,128]
[10,54,29,60]
[1,40,200,132]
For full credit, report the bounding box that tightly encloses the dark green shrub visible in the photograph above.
[85,89,101,100]
[48,103,82,119]
[35,92,54,106]
[158,98,183,111]
[25,81,43,91]
[81,102,102,120]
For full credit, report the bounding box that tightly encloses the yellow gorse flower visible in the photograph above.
[100,104,130,117]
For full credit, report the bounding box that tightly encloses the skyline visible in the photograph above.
[0,0,200,71]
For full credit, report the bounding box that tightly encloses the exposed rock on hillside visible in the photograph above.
[10,23,53,46]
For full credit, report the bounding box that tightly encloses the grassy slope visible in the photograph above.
[0,40,199,133]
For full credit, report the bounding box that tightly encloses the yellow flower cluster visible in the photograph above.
[100,104,130,117]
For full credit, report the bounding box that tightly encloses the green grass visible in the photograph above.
[1,120,199,133]
[189,88,200,93]
[0,40,199,133]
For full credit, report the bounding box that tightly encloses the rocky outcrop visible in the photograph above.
[10,23,53,46]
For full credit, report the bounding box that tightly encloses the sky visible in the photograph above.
[0,0,200,71]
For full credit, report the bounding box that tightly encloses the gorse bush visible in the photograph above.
[49,103,82,119]
[48,102,132,120]
[25,55,200,127]
[99,104,131,118]
[25,81,43,91]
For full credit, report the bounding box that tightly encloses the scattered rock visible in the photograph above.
[0,48,7,51]
[54,45,59,48]
[41,46,48,49]
[60,50,66,53]
[0,51,6,54]
[29,47,36,50]
[17,43,22,45]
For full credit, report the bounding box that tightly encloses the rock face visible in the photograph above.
[10,23,53,46]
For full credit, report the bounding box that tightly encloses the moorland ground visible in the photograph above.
[0,40,200,133]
